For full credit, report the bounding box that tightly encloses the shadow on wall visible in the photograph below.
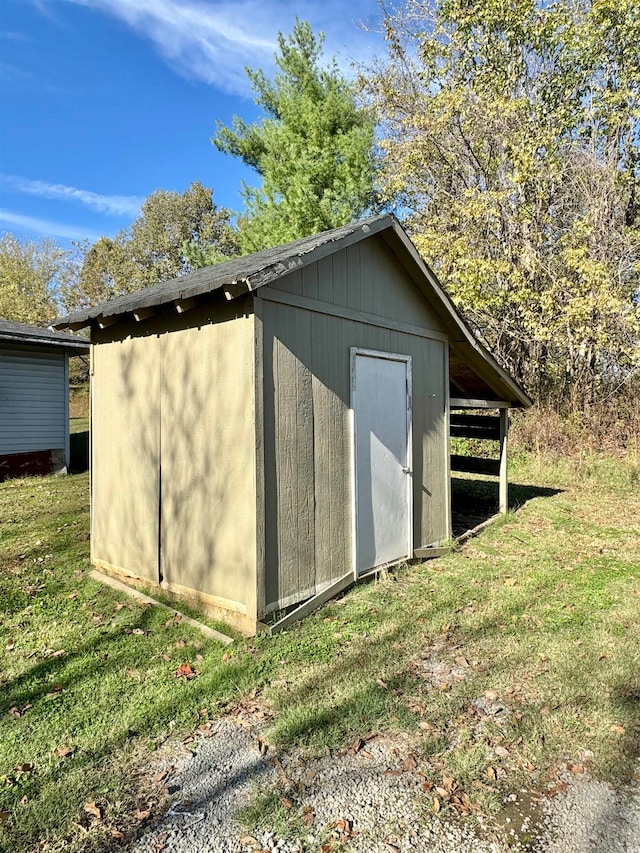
[92,296,253,617]
[451,476,563,538]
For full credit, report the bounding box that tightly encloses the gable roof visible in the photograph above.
[54,215,531,407]
[0,319,90,353]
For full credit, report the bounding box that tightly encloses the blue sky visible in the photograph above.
[0,0,383,247]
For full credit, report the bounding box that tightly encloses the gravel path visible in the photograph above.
[130,718,640,853]
[533,774,640,852]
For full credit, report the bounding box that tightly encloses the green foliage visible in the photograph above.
[64,181,239,311]
[212,20,378,253]
[365,0,640,407]
[0,233,68,325]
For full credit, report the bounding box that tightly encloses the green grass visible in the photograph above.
[1,453,639,850]
[69,417,89,434]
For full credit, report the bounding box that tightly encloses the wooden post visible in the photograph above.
[499,408,509,514]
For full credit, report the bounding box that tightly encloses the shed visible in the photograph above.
[0,320,90,481]
[55,215,531,633]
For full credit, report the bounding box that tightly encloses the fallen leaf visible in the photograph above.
[569,763,585,774]
[442,773,455,792]
[6,639,15,652]
[302,806,314,827]
[239,837,258,846]
[132,628,145,636]
[494,746,509,757]
[84,801,102,819]
[455,656,469,667]
[432,796,441,813]
[610,724,626,735]
[45,685,63,698]
[15,763,34,774]
[134,808,151,821]
[402,754,418,771]
[505,578,517,587]
[154,767,174,785]
[174,663,197,680]
[111,830,125,840]
[54,746,75,758]
[486,766,498,781]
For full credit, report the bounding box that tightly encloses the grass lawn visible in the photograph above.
[0,453,638,851]
[69,417,89,434]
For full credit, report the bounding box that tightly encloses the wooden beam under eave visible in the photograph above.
[223,283,249,301]
[450,398,512,409]
[133,306,156,322]
[97,315,118,329]
[174,297,198,314]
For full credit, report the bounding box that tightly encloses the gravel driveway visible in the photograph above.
[130,718,640,853]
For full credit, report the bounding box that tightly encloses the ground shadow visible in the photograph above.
[451,476,563,538]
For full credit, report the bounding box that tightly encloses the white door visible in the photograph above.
[351,348,412,577]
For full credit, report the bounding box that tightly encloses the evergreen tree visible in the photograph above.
[212,20,378,253]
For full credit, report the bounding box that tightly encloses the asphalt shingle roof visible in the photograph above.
[0,319,90,351]
[54,216,389,329]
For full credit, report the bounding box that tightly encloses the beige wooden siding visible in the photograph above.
[91,335,160,582]
[159,309,257,618]
[260,298,447,613]
[91,303,257,620]
[269,236,448,334]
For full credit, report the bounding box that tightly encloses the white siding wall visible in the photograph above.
[0,345,67,455]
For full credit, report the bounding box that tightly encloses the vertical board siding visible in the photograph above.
[159,310,257,614]
[269,236,448,335]
[92,305,258,620]
[91,336,160,582]
[0,346,66,454]
[261,300,447,613]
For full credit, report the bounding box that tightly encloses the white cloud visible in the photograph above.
[49,0,382,94]
[0,209,102,242]
[1,174,142,217]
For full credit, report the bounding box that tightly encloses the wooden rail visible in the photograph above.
[449,409,510,514]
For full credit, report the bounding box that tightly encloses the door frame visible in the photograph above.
[350,347,413,579]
